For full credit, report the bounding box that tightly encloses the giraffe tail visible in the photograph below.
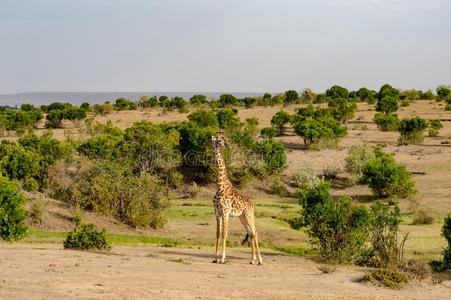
[241,233,250,246]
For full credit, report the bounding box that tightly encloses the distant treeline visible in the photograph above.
[0,84,450,131]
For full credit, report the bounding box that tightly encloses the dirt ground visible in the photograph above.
[1,243,450,300]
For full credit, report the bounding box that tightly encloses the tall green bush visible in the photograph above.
[398,116,428,144]
[0,176,28,241]
[298,181,370,263]
[362,151,416,199]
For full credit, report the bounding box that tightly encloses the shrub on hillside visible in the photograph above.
[298,181,370,263]
[325,85,349,99]
[284,90,299,104]
[398,116,428,144]
[428,119,443,137]
[64,223,111,251]
[360,202,402,268]
[260,127,277,139]
[271,111,291,136]
[69,162,169,229]
[378,84,399,101]
[376,96,398,114]
[362,151,416,199]
[440,213,451,270]
[0,141,41,180]
[0,176,28,241]
[345,144,376,177]
[189,94,207,106]
[291,106,346,148]
[328,98,357,124]
[374,113,399,132]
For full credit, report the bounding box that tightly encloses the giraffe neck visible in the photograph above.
[214,146,231,189]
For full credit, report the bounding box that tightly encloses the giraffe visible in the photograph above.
[211,131,263,265]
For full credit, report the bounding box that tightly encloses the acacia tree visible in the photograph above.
[328,98,357,125]
[326,85,349,99]
[378,84,399,100]
[284,90,299,104]
[376,96,398,114]
[271,111,291,136]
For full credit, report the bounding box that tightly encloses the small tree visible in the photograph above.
[398,116,428,144]
[260,127,276,139]
[356,87,376,102]
[328,98,357,125]
[428,119,443,137]
[376,96,398,114]
[298,181,370,263]
[271,111,291,136]
[325,85,349,99]
[441,213,451,270]
[362,151,416,199]
[378,84,399,100]
[436,85,450,100]
[219,94,239,107]
[374,113,399,132]
[0,176,28,241]
[189,94,207,106]
[284,90,299,104]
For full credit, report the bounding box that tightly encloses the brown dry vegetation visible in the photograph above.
[2,100,451,299]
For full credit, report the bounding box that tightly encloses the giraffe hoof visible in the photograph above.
[219,260,228,264]
[250,260,257,265]
[212,259,219,264]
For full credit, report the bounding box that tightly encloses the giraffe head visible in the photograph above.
[212,130,226,149]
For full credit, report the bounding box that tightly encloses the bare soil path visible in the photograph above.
[1,243,450,299]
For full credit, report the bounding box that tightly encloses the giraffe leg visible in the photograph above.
[220,213,229,264]
[247,213,263,265]
[212,216,222,263]
[240,215,257,264]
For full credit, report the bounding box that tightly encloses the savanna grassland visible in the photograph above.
[1,95,451,299]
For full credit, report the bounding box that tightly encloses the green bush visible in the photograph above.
[22,176,39,192]
[442,213,451,270]
[376,96,398,114]
[0,141,41,180]
[255,138,287,174]
[345,144,376,177]
[189,94,207,106]
[260,127,277,139]
[79,122,123,158]
[0,176,28,241]
[325,85,349,99]
[219,94,239,107]
[398,116,428,144]
[294,116,346,148]
[298,182,370,263]
[428,119,443,137]
[378,84,399,101]
[374,113,399,132]
[114,98,135,111]
[356,87,376,102]
[328,98,357,124]
[362,202,402,268]
[64,223,111,251]
[0,109,43,131]
[362,151,416,199]
[436,85,450,100]
[284,90,299,104]
[271,111,291,136]
[67,162,169,229]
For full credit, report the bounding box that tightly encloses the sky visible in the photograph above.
[1,0,450,94]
